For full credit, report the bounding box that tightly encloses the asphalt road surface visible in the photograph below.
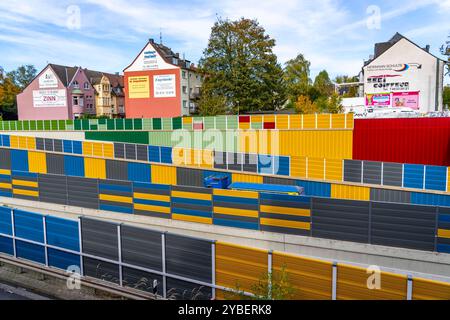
[0,283,50,300]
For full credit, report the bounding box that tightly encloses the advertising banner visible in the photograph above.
[154,74,176,98]
[128,76,150,98]
[38,68,58,89]
[365,93,391,107]
[392,91,420,109]
[32,89,67,108]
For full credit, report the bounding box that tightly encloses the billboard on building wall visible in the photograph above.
[128,76,150,98]
[392,91,420,109]
[38,68,58,89]
[365,93,391,106]
[154,74,176,98]
[32,89,67,108]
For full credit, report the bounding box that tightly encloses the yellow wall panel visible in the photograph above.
[216,242,268,295]
[307,158,325,180]
[28,151,47,174]
[290,156,307,178]
[251,115,262,123]
[346,113,354,129]
[232,173,263,184]
[303,114,316,129]
[10,136,19,148]
[183,117,192,124]
[276,115,289,129]
[337,264,407,300]
[82,142,93,156]
[289,115,302,129]
[84,157,106,179]
[172,214,212,225]
[331,114,346,129]
[151,164,177,185]
[172,147,185,166]
[331,184,370,201]
[325,159,343,181]
[239,122,250,130]
[92,143,104,157]
[200,150,214,168]
[26,137,36,150]
[412,277,450,300]
[263,115,275,123]
[317,114,331,129]
[18,136,28,149]
[273,252,333,300]
[103,144,114,158]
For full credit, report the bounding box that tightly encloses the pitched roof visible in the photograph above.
[48,64,78,86]
[84,69,124,87]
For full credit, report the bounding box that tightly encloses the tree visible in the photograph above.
[199,17,286,114]
[283,54,311,103]
[443,86,450,110]
[197,92,227,116]
[7,65,37,90]
[327,92,344,113]
[441,34,450,77]
[294,95,319,114]
[313,70,334,98]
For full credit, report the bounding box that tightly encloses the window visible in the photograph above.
[79,97,84,107]
[182,86,187,94]
[183,100,187,108]
[73,81,79,89]
[84,82,89,90]
[182,71,187,79]
[73,96,79,106]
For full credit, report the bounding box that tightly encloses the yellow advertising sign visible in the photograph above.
[128,76,150,98]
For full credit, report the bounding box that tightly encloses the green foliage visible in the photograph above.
[283,54,311,103]
[6,65,37,90]
[327,92,344,114]
[199,17,286,114]
[313,70,334,97]
[197,93,227,116]
[444,86,450,110]
[295,95,319,114]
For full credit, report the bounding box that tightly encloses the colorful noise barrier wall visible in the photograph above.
[0,206,448,300]
[1,134,450,196]
[1,160,450,254]
[0,114,354,132]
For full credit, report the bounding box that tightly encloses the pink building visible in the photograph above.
[17,64,96,120]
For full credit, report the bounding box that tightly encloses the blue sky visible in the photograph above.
[0,0,449,82]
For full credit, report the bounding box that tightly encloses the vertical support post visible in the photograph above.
[446,167,449,193]
[368,201,372,244]
[407,275,413,300]
[78,217,84,276]
[161,232,167,299]
[211,241,216,300]
[361,161,364,184]
[381,162,384,186]
[344,113,347,129]
[434,207,439,252]
[423,166,427,190]
[158,146,162,163]
[332,262,337,300]
[10,209,16,258]
[305,157,309,179]
[315,113,318,129]
[401,164,405,188]
[342,159,345,182]
[43,216,49,266]
[268,250,273,300]
[329,114,332,129]
[117,224,123,287]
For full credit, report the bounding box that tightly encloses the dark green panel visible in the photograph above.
[98,118,107,125]
[58,120,66,130]
[74,120,82,130]
[90,125,98,131]
[16,121,23,130]
[51,120,58,130]
[81,119,89,130]
[85,131,149,144]
[107,119,115,130]
[23,121,30,131]
[124,119,133,130]
[36,120,44,131]
[30,121,36,130]
[172,117,182,130]
[44,120,51,130]
[152,118,162,130]
[133,119,142,130]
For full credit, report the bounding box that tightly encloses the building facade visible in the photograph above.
[17,64,124,120]
[362,33,446,113]
[124,39,202,118]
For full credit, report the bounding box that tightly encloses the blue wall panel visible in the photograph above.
[295,180,331,197]
[10,149,28,172]
[128,162,151,183]
[14,210,44,243]
[258,155,273,174]
[160,147,172,164]
[63,140,73,153]
[403,164,424,189]
[45,216,80,252]
[15,240,45,264]
[48,248,80,270]
[72,141,83,155]
[0,236,13,255]
[276,156,290,176]
[64,155,85,177]
[148,146,160,163]
[0,206,12,235]
[1,135,10,147]
[424,166,447,192]
[411,192,450,207]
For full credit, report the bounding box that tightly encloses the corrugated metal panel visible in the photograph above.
[67,176,98,209]
[436,207,450,254]
[114,142,125,159]
[46,153,65,175]
[171,185,213,224]
[45,216,79,251]
[215,242,268,296]
[325,159,343,181]
[151,164,176,185]
[0,236,14,256]
[370,188,411,204]
[337,264,407,300]
[12,171,39,200]
[122,267,163,295]
[412,277,450,300]
[125,143,137,160]
[232,173,263,184]
[14,210,44,243]
[15,240,45,264]
[47,248,80,271]
[382,162,403,187]
[105,159,128,181]
[343,160,362,183]
[259,193,311,236]
[127,162,151,183]
[362,161,382,185]
[28,151,47,174]
[84,157,106,179]
[424,166,447,191]
[10,149,28,172]
[242,153,257,173]
[0,207,12,235]
[0,149,11,169]
[83,257,120,284]
[133,182,171,219]
[411,192,450,207]
[227,152,243,171]
[272,252,332,300]
[263,176,297,185]
[136,145,148,162]
[353,118,450,166]
[371,202,436,251]
[176,167,204,187]
[148,146,160,163]
[165,233,212,283]
[296,180,331,197]
[403,164,424,189]
[121,225,162,271]
[331,184,370,201]
[307,158,324,179]
[64,155,85,177]
[85,131,150,144]
[38,174,68,205]
[81,217,118,260]
[166,277,212,300]
[311,197,370,243]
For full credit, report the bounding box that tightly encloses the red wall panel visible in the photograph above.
[353,118,450,166]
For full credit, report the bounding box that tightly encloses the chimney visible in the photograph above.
[175,53,180,58]
[149,38,154,44]
[425,45,430,52]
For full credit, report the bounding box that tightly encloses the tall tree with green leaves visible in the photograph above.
[199,17,286,114]
[7,65,37,90]
[443,86,450,110]
[313,70,334,98]
[283,54,311,104]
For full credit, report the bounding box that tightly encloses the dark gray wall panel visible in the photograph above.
[243,153,257,173]
[105,160,128,181]
[44,138,54,151]
[312,198,370,243]
[136,145,148,162]
[382,163,403,187]
[363,161,382,185]
[227,152,243,171]
[343,160,362,183]
[53,139,63,152]
[67,177,98,209]
[121,225,162,271]
[263,176,297,185]
[125,144,137,160]
[83,257,120,284]
[114,143,125,159]
[81,217,118,260]
[122,267,163,295]
[176,168,204,187]
[46,153,65,175]
[38,174,67,205]
[370,188,411,204]
[371,202,436,251]
[214,151,227,170]
[35,138,44,151]
[165,234,212,283]
[0,149,11,169]
[166,277,212,300]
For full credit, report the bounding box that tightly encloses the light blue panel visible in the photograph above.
[0,236,13,255]
[48,248,80,271]
[14,210,44,243]
[45,216,79,252]
[403,164,424,189]
[10,149,28,172]
[0,206,12,236]
[128,162,151,183]
[411,192,450,207]
[16,240,45,264]
[258,155,273,174]
[424,166,447,192]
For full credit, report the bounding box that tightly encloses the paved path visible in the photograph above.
[0,283,51,300]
